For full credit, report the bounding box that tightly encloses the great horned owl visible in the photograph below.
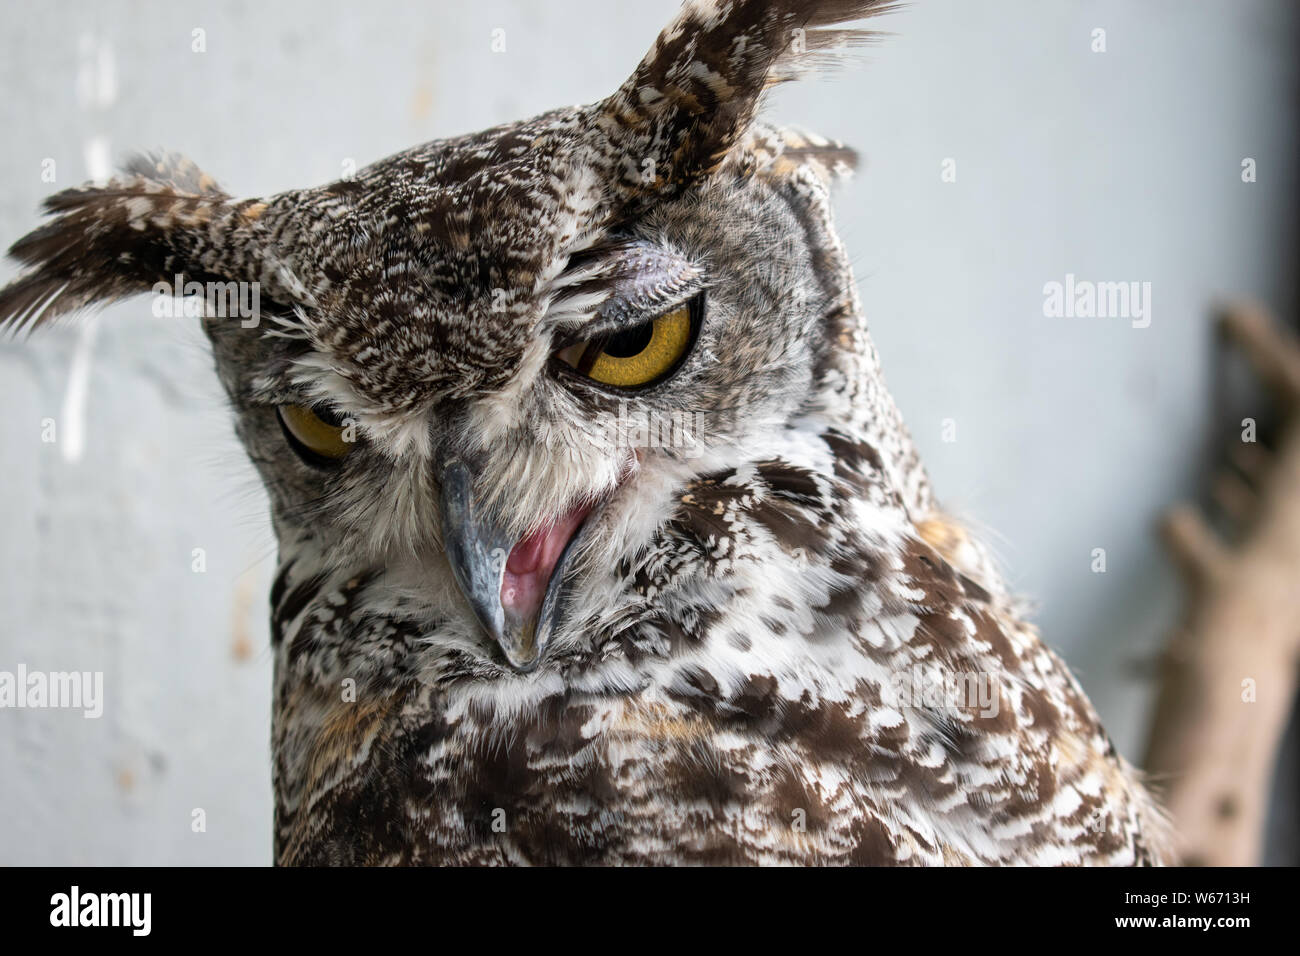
[1,0,1171,865]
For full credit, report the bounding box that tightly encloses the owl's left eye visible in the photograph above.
[555,298,698,389]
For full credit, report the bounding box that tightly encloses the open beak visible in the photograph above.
[438,458,593,671]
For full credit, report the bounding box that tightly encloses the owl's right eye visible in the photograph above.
[554,296,699,389]
[277,404,354,464]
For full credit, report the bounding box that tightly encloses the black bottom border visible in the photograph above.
[1,864,1281,942]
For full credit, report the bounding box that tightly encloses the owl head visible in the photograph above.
[1,1,908,681]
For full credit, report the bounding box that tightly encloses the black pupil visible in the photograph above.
[313,405,344,428]
[601,322,654,358]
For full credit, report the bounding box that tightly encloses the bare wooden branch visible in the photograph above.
[1211,470,1255,525]
[1220,300,1300,408]
[1229,441,1271,485]
[1158,505,1227,584]
[1144,302,1300,866]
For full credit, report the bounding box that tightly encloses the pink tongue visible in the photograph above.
[501,503,592,622]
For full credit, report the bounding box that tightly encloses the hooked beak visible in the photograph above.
[438,458,593,672]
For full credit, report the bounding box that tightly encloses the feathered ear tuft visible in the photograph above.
[0,151,265,335]
[594,0,896,205]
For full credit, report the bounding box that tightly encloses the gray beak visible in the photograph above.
[439,458,551,671]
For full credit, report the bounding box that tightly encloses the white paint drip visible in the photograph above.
[75,33,117,109]
[77,35,115,184]
[63,32,116,462]
[83,136,112,186]
[60,314,100,464]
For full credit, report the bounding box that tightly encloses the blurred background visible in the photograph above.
[0,0,1296,865]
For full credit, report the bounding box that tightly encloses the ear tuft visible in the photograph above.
[595,0,896,205]
[0,153,249,335]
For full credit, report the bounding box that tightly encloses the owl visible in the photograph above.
[1,0,1172,865]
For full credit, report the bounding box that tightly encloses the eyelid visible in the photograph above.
[550,287,704,351]
[547,239,704,334]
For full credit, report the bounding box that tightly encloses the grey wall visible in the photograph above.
[1,0,1295,865]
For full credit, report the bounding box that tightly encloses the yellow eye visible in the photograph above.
[278,404,354,461]
[556,302,694,388]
